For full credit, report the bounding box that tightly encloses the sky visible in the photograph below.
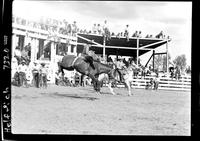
[13,0,192,66]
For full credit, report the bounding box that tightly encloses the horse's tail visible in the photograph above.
[84,55,95,69]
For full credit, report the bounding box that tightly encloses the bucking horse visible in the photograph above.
[57,54,121,94]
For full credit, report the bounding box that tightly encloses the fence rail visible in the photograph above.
[116,75,191,91]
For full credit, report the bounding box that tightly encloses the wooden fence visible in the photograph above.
[116,75,191,91]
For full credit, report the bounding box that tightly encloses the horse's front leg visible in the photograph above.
[125,80,132,96]
[108,82,116,95]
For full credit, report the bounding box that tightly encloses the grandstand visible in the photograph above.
[11,16,190,91]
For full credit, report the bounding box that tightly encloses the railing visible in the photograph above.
[117,75,191,91]
[12,23,77,43]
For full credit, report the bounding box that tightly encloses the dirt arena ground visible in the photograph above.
[11,85,191,135]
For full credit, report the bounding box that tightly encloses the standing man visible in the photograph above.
[71,21,77,36]
[18,60,28,87]
[137,31,142,38]
[24,43,31,60]
[31,62,40,88]
[124,24,130,42]
[21,45,29,64]
[92,23,98,34]
[39,63,48,88]
[14,46,22,65]
[97,24,102,35]
[132,31,138,37]
[103,20,111,41]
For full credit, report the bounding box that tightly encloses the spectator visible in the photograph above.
[58,20,65,34]
[31,62,40,88]
[62,20,68,34]
[145,34,150,38]
[79,29,83,33]
[169,67,175,79]
[145,78,154,90]
[24,43,31,59]
[14,46,22,65]
[154,75,160,90]
[92,23,98,34]
[55,71,62,85]
[116,33,121,38]
[132,31,138,37]
[71,21,78,36]
[83,29,87,34]
[103,20,111,41]
[16,17,21,24]
[18,60,28,87]
[174,66,181,80]
[97,24,102,35]
[66,23,72,36]
[39,63,48,88]
[11,57,18,79]
[124,24,130,41]
[137,31,142,38]
[107,56,113,65]
[155,31,164,38]
[21,18,26,25]
[21,46,29,63]
[120,32,123,37]
[77,28,80,33]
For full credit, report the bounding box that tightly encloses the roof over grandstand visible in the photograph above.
[77,33,171,57]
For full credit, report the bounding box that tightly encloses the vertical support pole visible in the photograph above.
[51,41,56,63]
[68,44,71,54]
[103,36,106,62]
[31,38,36,62]
[35,38,39,61]
[136,38,139,66]
[50,41,56,84]
[74,45,77,56]
[24,34,28,46]
[166,40,169,73]
[153,50,155,72]
[12,34,17,59]
[116,49,119,60]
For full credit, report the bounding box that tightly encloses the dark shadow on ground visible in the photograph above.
[40,92,99,101]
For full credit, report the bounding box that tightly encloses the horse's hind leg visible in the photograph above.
[88,74,101,93]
